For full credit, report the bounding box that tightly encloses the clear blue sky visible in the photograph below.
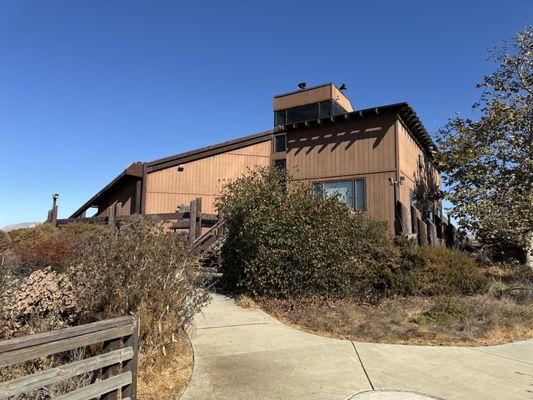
[0,1,531,227]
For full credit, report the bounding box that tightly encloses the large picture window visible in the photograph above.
[312,178,365,210]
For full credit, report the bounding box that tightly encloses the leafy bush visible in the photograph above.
[9,222,106,271]
[70,217,210,363]
[410,296,468,325]
[0,218,209,367]
[217,167,402,301]
[398,243,489,296]
[217,167,490,302]
[0,230,10,253]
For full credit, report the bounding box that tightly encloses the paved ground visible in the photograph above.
[181,294,533,400]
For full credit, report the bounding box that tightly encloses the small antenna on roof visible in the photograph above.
[339,83,347,91]
[297,82,307,90]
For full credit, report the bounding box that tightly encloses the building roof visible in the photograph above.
[69,162,143,218]
[68,101,435,217]
[145,128,277,173]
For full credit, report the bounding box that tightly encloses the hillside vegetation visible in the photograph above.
[219,167,533,345]
[0,218,209,398]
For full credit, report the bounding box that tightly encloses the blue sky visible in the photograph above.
[0,0,531,227]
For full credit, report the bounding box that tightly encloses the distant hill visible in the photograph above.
[1,222,41,232]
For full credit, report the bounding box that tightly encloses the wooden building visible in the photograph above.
[69,82,441,238]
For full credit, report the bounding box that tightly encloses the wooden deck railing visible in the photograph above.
[51,198,219,243]
[0,316,139,400]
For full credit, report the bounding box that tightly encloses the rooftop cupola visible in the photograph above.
[273,82,354,127]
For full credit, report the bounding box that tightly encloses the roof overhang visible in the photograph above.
[69,162,143,218]
[145,128,278,173]
[279,102,436,157]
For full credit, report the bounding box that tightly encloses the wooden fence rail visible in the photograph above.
[0,316,139,400]
[51,198,218,243]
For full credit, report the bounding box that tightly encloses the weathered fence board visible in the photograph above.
[0,324,134,367]
[0,316,133,354]
[54,371,132,400]
[0,316,139,399]
[0,347,133,397]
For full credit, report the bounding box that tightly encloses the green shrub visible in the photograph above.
[398,243,489,296]
[217,167,401,302]
[0,230,10,253]
[410,297,468,325]
[217,167,490,302]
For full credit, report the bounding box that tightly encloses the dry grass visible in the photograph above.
[235,294,259,309]
[138,330,193,400]
[258,293,533,346]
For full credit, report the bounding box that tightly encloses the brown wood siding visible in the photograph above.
[96,178,138,217]
[145,141,271,214]
[274,85,332,111]
[298,171,396,232]
[286,113,397,231]
[287,113,397,180]
[331,85,353,112]
[397,119,441,208]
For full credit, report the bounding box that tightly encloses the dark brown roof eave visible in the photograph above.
[280,102,437,157]
[145,128,279,173]
[68,162,143,218]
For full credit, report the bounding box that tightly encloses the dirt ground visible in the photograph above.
[250,293,533,346]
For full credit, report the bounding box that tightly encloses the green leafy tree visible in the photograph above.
[437,26,532,264]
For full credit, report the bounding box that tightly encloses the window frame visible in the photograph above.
[312,177,366,211]
[274,134,287,153]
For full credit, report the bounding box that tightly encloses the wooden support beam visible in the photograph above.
[108,202,116,225]
[195,198,202,239]
[50,205,58,225]
[188,199,198,243]
[133,179,142,214]
[121,317,139,400]
[101,337,122,400]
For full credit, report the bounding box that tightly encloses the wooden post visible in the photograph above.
[50,205,58,225]
[133,179,142,215]
[108,202,116,226]
[189,199,197,243]
[396,201,410,236]
[195,198,202,239]
[417,218,428,246]
[121,317,139,400]
[115,202,122,218]
[101,338,122,400]
[410,205,420,237]
[426,219,437,246]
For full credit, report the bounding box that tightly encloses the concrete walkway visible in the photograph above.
[181,295,533,400]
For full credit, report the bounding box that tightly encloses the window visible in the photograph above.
[323,181,354,208]
[318,101,331,118]
[312,179,366,210]
[354,179,365,210]
[274,110,286,126]
[331,100,347,116]
[275,135,286,152]
[286,103,319,124]
[273,159,286,170]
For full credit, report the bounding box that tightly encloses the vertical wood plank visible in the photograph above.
[195,198,202,238]
[121,317,139,400]
[101,337,122,400]
[189,199,197,243]
[108,202,116,226]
